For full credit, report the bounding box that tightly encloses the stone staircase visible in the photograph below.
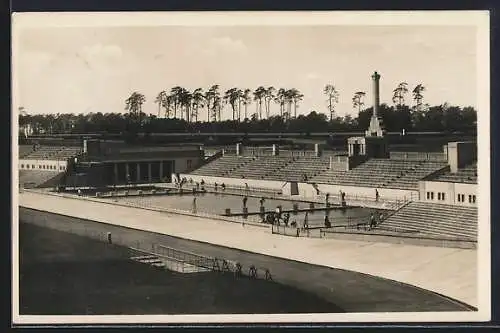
[130,254,166,268]
[130,252,210,274]
[379,201,478,241]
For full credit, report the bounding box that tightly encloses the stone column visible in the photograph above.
[137,163,141,182]
[148,163,152,182]
[236,143,243,156]
[314,143,320,157]
[272,144,279,156]
[371,71,381,118]
[125,163,130,181]
[159,161,164,180]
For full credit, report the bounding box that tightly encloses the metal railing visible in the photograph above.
[389,151,447,162]
[153,244,219,271]
[128,247,208,274]
[152,244,273,280]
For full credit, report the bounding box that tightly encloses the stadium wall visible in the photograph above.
[178,173,418,201]
[298,183,419,201]
[177,174,285,191]
[419,181,477,207]
[19,159,68,172]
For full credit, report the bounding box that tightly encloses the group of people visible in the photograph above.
[174,177,188,189]
[213,182,226,191]
[263,210,291,226]
[368,211,384,230]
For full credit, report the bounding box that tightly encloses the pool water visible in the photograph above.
[112,192,377,227]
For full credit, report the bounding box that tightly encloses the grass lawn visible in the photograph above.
[19,222,342,315]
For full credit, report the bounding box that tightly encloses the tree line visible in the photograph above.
[19,102,477,136]
[134,85,306,124]
[125,82,428,124]
[18,82,476,136]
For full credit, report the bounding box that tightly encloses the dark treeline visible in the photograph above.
[19,103,477,137]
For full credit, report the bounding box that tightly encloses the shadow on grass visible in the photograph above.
[19,223,343,315]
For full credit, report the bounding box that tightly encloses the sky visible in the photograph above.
[14,23,477,119]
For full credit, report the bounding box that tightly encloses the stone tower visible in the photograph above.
[347,71,389,164]
[365,71,386,138]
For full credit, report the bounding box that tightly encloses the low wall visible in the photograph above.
[179,174,418,202]
[320,230,477,250]
[299,183,418,202]
[178,174,286,191]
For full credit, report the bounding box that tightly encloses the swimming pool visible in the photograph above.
[110,192,377,227]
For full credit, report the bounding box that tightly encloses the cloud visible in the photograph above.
[200,36,247,57]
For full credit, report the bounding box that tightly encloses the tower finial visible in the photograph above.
[371,71,381,118]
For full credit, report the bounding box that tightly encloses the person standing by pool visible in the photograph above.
[341,191,346,207]
[369,212,376,230]
[324,215,331,228]
[303,211,309,230]
[192,197,197,214]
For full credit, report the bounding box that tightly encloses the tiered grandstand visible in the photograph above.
[23,145,82,160]
[261,156,331,182]
[232,155,294,179]
[190,155,255,177]
[19,170,64,188]
[300,158,446,190]
[383,161,448,190]
[380,202,477,241]
[432,162,477,184]
[189,151,449,190]
[191,153,340,182]
[19,145,34,158]
[18,145,82,189]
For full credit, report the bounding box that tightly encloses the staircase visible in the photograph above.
[19,170,64,188]
[379,201,478,241]
[130,255,166,268]
[130,250,210,273]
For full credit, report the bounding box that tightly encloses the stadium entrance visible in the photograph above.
[58,139,203,188]
[105,160,174,184]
